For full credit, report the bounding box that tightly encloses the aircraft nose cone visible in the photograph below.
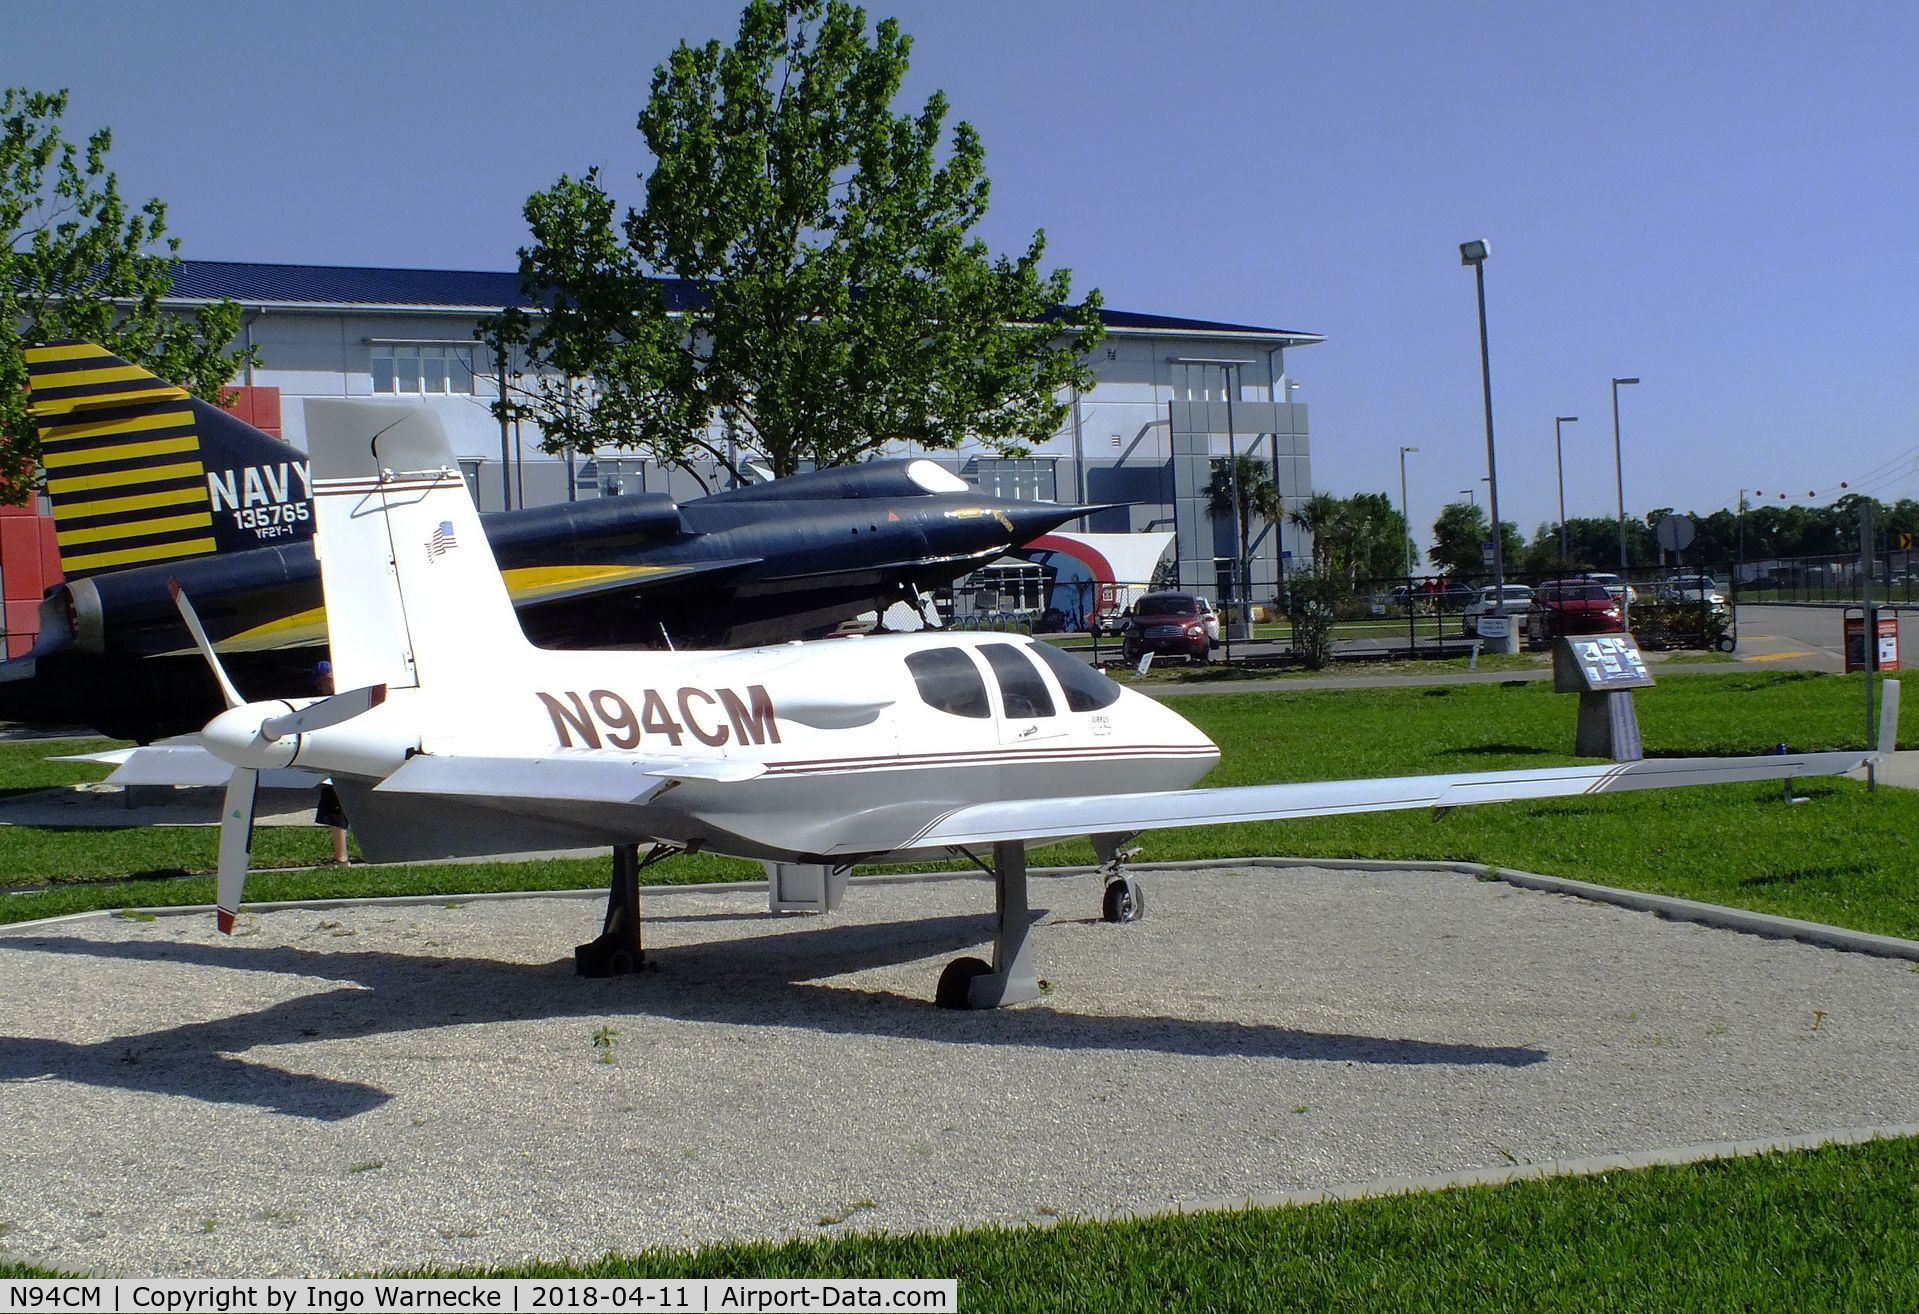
[999,500,1101,541]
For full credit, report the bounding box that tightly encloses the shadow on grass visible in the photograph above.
[1736,862,1876,889]
[1434,744,1563,759]
[0,909,1547,1121]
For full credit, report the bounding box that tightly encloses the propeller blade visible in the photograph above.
[215,767,259,934]
[168,577,245,710]
[261,684,387,740]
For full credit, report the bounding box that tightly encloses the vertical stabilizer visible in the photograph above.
[26,341,315,577]
[305,399,529,693]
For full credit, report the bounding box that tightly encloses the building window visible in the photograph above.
[371,345,476,395]
[968,457,1057,503]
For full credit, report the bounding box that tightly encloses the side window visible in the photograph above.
[905,648,990,718]
[980,643,1056,719]
[1028,641,1122,712]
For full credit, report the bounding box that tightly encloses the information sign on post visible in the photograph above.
[1553,634,1654,760]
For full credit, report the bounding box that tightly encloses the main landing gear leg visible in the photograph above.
[935,840,1042,1009]
[576,843,680,978]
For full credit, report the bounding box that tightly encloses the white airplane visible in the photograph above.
[170,402,1875,1009]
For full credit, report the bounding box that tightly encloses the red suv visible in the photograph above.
[1526,579,1623,647]
[1122,592,1216,663]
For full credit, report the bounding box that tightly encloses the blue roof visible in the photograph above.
[165,260,1321,342]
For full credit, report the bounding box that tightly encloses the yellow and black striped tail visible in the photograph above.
[28,341,314,580]
[28,342,215,577]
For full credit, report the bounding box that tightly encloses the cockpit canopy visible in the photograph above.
[905,642,1122,719]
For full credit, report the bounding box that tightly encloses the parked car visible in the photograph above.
[1656,574,1729,608]
[1463,584,1534,636]
[1580,572,1639,606]
[1121,592,1219,662]
[1526,580,1624,646]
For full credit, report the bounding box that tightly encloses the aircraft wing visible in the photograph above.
[870,750,1872,855]
[55,739,323,790]
[506,558,763,608]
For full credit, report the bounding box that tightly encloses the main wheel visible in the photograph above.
[1102,876,1146,924]
[935,956,992,1009]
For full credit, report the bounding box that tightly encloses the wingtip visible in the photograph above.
[216,907,236,935]
[167,576,181,601]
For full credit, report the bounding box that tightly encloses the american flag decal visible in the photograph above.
[426,520,458,560]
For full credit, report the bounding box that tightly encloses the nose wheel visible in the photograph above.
[1092,833,1147,925]
[1101,875,1146,924]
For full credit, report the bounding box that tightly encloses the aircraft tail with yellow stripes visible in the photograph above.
[26,341,312,579]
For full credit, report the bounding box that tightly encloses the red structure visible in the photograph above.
[0,499,60,657]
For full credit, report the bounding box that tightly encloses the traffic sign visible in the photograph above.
[1655,514,1695,553]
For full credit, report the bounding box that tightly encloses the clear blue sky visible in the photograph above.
[10,0,1916,547]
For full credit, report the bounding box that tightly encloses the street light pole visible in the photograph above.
[1461,240,1515,652]
[1612,376,1639,625]
[1554,416,1578,561]
[1398,446,1419,578]
[1461,486,1476,511]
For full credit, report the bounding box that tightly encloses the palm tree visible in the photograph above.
[1205,453,1283,582]
[1287,491,1345,574]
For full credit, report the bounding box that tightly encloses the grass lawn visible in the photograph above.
[5,669,1911,934]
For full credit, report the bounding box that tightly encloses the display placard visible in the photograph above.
[1554,633,1655,692]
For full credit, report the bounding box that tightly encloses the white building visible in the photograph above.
[168,260,1322,600]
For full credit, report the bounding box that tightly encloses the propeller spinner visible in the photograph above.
[168,579,383,933]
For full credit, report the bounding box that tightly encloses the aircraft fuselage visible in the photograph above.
[228,631,1218,866]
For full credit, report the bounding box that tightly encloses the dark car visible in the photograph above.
[1526,580,1624,647]
[1121,592,1216,663]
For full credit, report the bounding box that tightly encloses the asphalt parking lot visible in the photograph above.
[3,864,1917,1278]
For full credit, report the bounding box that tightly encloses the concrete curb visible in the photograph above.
[8,856,1919,968]
[1487,865,1919,962]
[1107,1122,1919,1223]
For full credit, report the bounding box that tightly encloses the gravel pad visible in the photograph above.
[2,865,1915,1276]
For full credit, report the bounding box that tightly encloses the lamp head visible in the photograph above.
[1613,376,1640,386]
[1557,415,1579,423]
[1459,239,1491,265]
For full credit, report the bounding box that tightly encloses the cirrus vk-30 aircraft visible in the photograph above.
[170,401,1873,1009]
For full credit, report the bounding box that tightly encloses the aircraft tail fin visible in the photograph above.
[305,399,530,694]
[26,341,314,579]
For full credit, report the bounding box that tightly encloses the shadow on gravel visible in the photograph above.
[1,911,1546,1120]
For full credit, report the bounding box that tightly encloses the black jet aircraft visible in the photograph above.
[2,343,1090,740]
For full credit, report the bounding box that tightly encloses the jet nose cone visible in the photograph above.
[997,500,1107,542]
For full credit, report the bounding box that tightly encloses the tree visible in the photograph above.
[1,88,249,500]
[1203,452,1280,582]
[1428,501,1520,578]
[492,0,1103,479]
[1336,491,1410,581]
[1287,491,1345,574]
